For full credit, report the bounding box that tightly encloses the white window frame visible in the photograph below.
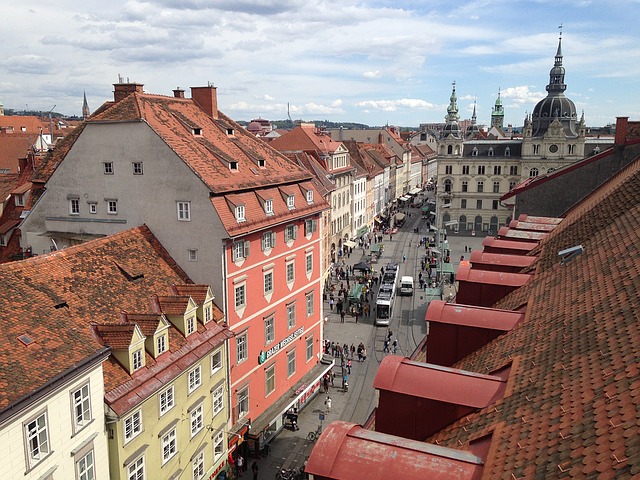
[157,334,167,355]
[124,410,143,443]
[132,162,143,175]
[306,253,313,274]
[190,404,204,437]
[287,349,296,377]
[265,199,273,215]
[107,199,118,215]
[192,450,205,479]
[177,201,191,221]
[70,198,80,215]
[188,365,202,393]
[304,219,317,236]
[235,205,246,222]
[213,384,224,416]
[204,304,211,323]
[103,162,114,174]
[76,449,95,480]
[162,428,177,464]
[236,332,248,364]
[187,315,196,335]
[265,364,276,396]
[211,350,222,375]
[287,194,295,209]
[237,386,249,419]
[286,261,295,283]
[264,271,274,295]
[132,349,143,371]
[188,249,198,261]
[232,241,250,261]
[261,231,276,251]
[235,284,246,309]
[287,303,296,329]
[89,202,97,214]
[264,315,275,344]
[127,455,144,480]
[284,224,298,242]
[306,190,313,203]
[24,411,50,468]
[159,385,175,416]
[306,336,314,362]
[72,383,92,431]
[213,430,224,461]
[306,291,314,317]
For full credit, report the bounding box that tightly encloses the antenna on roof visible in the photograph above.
[287,102,292,122]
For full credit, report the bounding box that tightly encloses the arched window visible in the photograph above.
[447,145,453,154]
[488,147,494,157]
[505,147,511,156]
[529,168,539,177]
[472,147,478,156]
[444,179,453,193]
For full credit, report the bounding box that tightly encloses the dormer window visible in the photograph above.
[204,304,211,323]
[227,128,234,136]
[287,195,295,209]
[14,194,25,207]
[192,127,202,135]
[264,199,273,215]
[505,147,511,156]
[488,147,494,157]
[132,349,144,371]
[230,161,238,171]
[235,205,246,222]
[157,334,167,355]
[186,315,196,335]
[306,190,313,203]
[258,159,265,168]
[472,147,478,156]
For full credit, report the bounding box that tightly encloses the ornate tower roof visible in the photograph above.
[466,100,481,137]
[442,82,461,139]
[531,32,578,138]
[82,91,90,120]
[491,89,504,129]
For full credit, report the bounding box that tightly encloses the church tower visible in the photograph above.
[82,91,90,120]
[491,89,504,129]
[439,82,464,157]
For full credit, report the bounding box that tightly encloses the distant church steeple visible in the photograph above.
[82,91,90,120]
[491,88,504,129]
[442,81,461,139]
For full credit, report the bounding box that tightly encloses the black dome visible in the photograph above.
[531,95,578,137]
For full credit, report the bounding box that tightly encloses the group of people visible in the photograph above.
[382,328,398,354]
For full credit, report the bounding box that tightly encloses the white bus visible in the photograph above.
[375,284,395,326]
[399,276,414,296]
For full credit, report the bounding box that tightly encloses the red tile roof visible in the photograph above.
[0,133,34,173]
[0,225,230,414]
[426,155,640,478]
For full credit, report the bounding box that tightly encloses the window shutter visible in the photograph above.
[244,241,250,258]
[231,244,237,262]
[293,225,298,239]
[261,235,266,251]
[312,219,317,232]
[271,232,276,247]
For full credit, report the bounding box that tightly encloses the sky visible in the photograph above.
[2,1,640,128]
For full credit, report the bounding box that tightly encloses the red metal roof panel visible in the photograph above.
[469,250,537,268]
[425,300,524,331]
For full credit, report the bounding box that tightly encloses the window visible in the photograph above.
[488,147,494,157]
[306,336,313,361]
[107,199,118,215]
[284,224,298,242]
[132,162,143,175]
[187,316,196,335]
[124,410,142,442]
[265,199,273,215]
[162,429,177,463]
[261,231,276,250]
[190,404,204,437]
[25,412,50,467]
[204,305,211,323]
[235,205,245,222]
[306,190,313,203]
[477,181,484,193]
[286,262,295,283]
[235,284,246,309]
[264,316,275,344]
[127,455,144,480]
[232,241,250,261]
[476,199,483,209]
[472,147,478,156]
[510,165,518,175]
[213,431,224,460]
[492,200,499,210]
[188,366,202,393]
[237,387,249,419]
[304,219,318,236]
[533,144,540,155]
[265,364,275,396]
[287,195,295,209]
[287,349,296,377]
[461,199,467,209]
[157,334,167,354]
[213,385,224,415]
[444,179,452,193]
[306,291,314,317]
[445,165,452,174]
[493,165,501,175]
[530,167,539,177]
[509,181,517,190]
[264,271,273,295]
[287,303,296,329]
[461,181,468,192]
[505,147,511,156]
[230,161,238,170]
[306,253,313,274]
[77,450,95,480]
[72,384,92,430]
[211,350,222,375]
[70,198,80,215]
[15,193,25,207]
[236,332,247,364]
[159,386,175,416]
[89,202,97,214]
[132,349,143,371]
[193,450,205,479]
[188,249,198,261]
[177,201,191,221]
[103,162,114,174]
[493,181,500,193]
[477,165,485,175]
[462,165,469,175]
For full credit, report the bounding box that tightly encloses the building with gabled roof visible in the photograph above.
[19,80,332,458]
[0,225,233,480]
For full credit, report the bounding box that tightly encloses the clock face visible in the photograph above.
[549,144,558,153]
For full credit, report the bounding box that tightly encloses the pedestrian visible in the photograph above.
[383,338,390,353]
[331,371,335,387]
[342,373,348,390]
[325,395,332,413]
[252,461,258,480]
[329,298,334,311]
[403,254,406,263]
[340,310,345,323]
[387,327,393,341]
[393,339,398,354]
[354,310,359,323]
[347,359,352,374]
[236,455,244,476]
[323,375,330,393]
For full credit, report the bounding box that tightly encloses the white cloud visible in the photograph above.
[354,99,436,112]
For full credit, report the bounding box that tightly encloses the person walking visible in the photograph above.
[393,339,398,354]
[329,298,334,311]
[325,395,332,413]
[347,359,352,374]
[236,455,244,477]
[251,461,258,480]
[340,310,345,323]
[383,338,390,353]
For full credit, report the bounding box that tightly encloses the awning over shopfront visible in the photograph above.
[344,240,357,248]
[357,226,369,238]
[398,195,411,202]
[409,187,422,195]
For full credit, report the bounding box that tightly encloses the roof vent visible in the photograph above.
[558,245,584,265]
[18,334,34,346]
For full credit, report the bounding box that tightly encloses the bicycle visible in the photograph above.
[307,423,323,441]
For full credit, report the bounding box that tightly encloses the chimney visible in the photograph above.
[113,81,144,103]
[378,131,384,144]
[191,85,218,119]
[615,117,628,145]
[173,88,185,99]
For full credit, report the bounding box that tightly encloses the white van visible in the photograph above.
[399,276,414,296]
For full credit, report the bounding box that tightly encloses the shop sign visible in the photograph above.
[259,327,304,364]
